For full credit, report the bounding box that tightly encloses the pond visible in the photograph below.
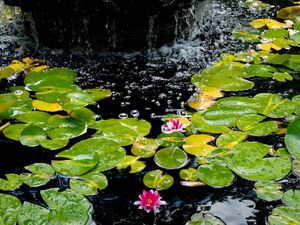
[0,0,300,224]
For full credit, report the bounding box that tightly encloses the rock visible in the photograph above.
[5,0,194,51]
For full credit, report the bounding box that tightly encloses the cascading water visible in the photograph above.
[0,0,286,224]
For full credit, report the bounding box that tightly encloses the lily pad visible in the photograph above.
[0,193,21,225]
[180,168,198,181]
[157,132,186,147]
[143,170,174,190]
[16,111,51,129]
[268,206,300,225]
[131,138,159,158]
[19,125,47,147]
[292,160,300,177]
[117,155,146,173]
[0,174,22,191]
[70,171,108,195]
[246,64,277,78]
[186,213,225,225]
[216,130,247,148]
[39,139,69,150]
[198,163,235,188]
[51,159,97,177]
[154,147,188,169]
[18,188,93,225]
[285,117,300,160]
[3,124,27,141]
[47,115,87,140]
[236,114,278,136]
[58,91,95,110]
[70,107,96,125]
[183,134,216,156]
[84,88,112,101]
[282,190,300,208]
[254,181,283,201]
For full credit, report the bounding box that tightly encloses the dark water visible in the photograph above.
[1,0,299,224]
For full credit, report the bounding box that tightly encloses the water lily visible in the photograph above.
[161,118,187,133]
[134,190,167,213]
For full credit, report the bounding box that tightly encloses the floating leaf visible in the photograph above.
[58,91,95,110]
[236,114,278,136]
[157,132,186,147]
[154,147,188,170]
[268,206,300,225]
[191,112,230,134]
[292,95,300,116]
[18,188,93,225]
[198,163,235,188]
[254,181,283,201]
[117,155,146,173]
[250,19,286,29]
[70,171,108,195]
[84,88,112,101]
[277,5,300,20]
[32,100,62,112]
[51,160,97,177]
[179,168,198,181]
[70,107,96,125]
[39,139,69,150]
[3,124,27,141]
[192,63,254,91]
[20,163,55,187]
[131,138,159,158]
[282,190,300,208]
[285,117,300,160]
[183,134,216,156]
[292,160,300,177]
[90,118,151,146]
[16,111,51,129]
[47,115,87,140]
[24,68,78,92]
[19,125,47,147]
[186,213,225,225]
[143,170,174,190]
[0,174,22,191]
[227,142,291,181]
[246,64,277,78]
[216,130,247,148]
[0,193,21,225]
[233,29,261,42]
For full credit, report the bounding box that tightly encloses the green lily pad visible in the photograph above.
[246,64,277,78]
[58,91,95,110]
[3,124,27,141]
[273,72,293,82]
[39,139,69,150]
[253,93,296,118]
[84,88,112,101]
[24,68,78,92]
[236,114,278,136]
[191,112,230,134]
[186,213,225,225]
[0,193,21,225]
[143,170,174,190]
[157,132,186,147]
[70,107,96,125]
[47,115,87,140]
[180,168,198,181]
[227,142,291,181]
[216,130,247,148]
[285,117,300,160]
[18,188,93,225]
[277,5,300,20]
[90,118,151,146]
[70,171,108,196]
[198,163,235,188]
[20,163,55,187]
[254,181,283,201]
[268,206,300,225]
[16,111,51,130]
[233,29,260,42]
[154,147,188,169]
[117,155,146,173]
[131,138,159,158]
[192,63,254,91]
[183,134,216,156]
[0,174,22,191]
[292,95,300,116]
[19,125,47,147]
[51,159,97,177]
[292,160,300,177]
[283,190,300,208]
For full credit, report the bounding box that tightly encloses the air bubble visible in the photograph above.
[118,113,128,119]
[14,90,23,95]
[130,110,140,117]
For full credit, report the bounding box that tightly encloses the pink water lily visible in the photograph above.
[134,190,167,213]
[161,118,186,133]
